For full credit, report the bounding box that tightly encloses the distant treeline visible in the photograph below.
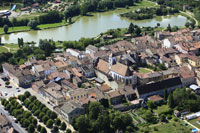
[120,7,179,20]
[64,0,140,18]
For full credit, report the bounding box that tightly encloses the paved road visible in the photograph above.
[0,106,26,133]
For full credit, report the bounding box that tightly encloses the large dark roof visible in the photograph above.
[137,77,182,95]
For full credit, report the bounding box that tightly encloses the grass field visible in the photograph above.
[154,105,171,116]
[138,68,152,73]
[188,118,200,129]
[150,121,192,133]
[0,26,30,35]
[0,46,9,53]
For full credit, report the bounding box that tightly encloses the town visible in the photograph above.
[1,27,200,132]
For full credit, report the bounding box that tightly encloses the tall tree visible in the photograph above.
[168,93,175,108]
[3,24,9,34]
[167,24,171,32]
[164,89,168,101]
[128,23,134,34]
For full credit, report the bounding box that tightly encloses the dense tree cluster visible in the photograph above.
[73,102,134,133]
[121,7,179,20]
[63,37,100,51]
[168,88,200,112]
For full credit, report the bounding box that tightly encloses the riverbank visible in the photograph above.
[0,0,155,36]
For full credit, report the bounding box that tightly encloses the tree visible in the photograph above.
[28,124,35,133]
[157,23,160,27]
[50,111,57,119]
[32,118,37,126]
[168,93,175,108]
[66,129,72,133]
[160,114,166,122]
[24,91,31,98]
[22,119,30,128]
[28,20,38,29]
[40,127,47,133]
[18,38,24,48]
[55,118,61,126]
[42,115,49,123]
[142,110,157,123]
[5,81,10,85]
[128,23,134,34]
[135,27,141,36]
[46,119,53,128]
[39,112,45,120]
[34,110,40,116]
[75,115,89,133]
[60,122,67,130]
[167,24,171,32]
[146,101,156,109]
[3,24,9,34]
[164,89,168,101]
[53,126,59,132]
[89,102,104,120]
[185,22,190,28]
[80,3,88,15]
[37,125,42,132]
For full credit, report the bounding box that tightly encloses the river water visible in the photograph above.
[1,8,189,44]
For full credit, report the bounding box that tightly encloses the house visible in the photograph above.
[174,109,190,117]
[107,90,124,105]
[55,61,68,72]
[188,55,200,67]
[32,64,45,79]
[66,48,82,58]
[98,84,111,92]
[180,65,196,86]
[61,79,77,90]
[32,80,45,93]
[136,77,182,99]
[60,101,84,123]
[137,69,179,85]
[43,82,66,106]
[81,65,95,78]
[109,54,137,85]
[2,63,33,87]
[148,95,163,104]
[67,88,89,100]
[85,45,98,55]
[190,84,200,94]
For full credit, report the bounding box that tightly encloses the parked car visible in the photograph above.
[16,88,19,90]
[17,90,21,92]
[5,86,12,88]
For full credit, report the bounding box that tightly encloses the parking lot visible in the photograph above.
[0,76,30,99]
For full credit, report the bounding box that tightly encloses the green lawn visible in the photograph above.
[5,44,19,53]
[138,68,152,73]
[0,26,30,34]
[0,46,9,53]
[188,118,200,129]
[134,0,158,8]
[150,121,192,133]
[154,105,171,116]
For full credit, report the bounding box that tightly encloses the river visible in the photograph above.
[1,8,189,44]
